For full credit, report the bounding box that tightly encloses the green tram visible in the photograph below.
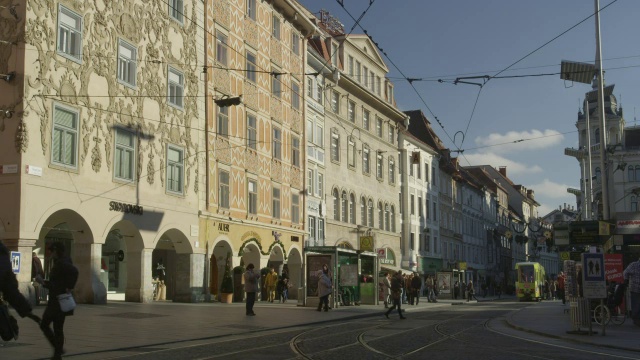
[515,262,545,302]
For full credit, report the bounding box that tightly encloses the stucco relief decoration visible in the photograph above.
[291,55,301,75]
[215,137,231,164]
[213,0,230,28]
[119,13,140,43]
[147,151,155,185]
[245,149,259,170]
[291,167,302,189]
[244,18,259,47]
[271,159,282,182]
[15,119,28,153]
[291,110,301,133]
[213,68,230,94]
[270,97,282,120]
[243,81,258,109]
[270,38,282,65]
[91,128,102,172]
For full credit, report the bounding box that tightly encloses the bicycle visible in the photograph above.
[593,282,626,326]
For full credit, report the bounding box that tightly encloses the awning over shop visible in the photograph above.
[380,263,403,275]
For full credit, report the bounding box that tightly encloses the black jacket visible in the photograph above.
[44,256,78,314]
[0,243,32,317]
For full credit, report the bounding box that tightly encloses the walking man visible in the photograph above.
[244,263,260,316]
[317,264,332,312]
[382,272,391,308]
[264,268,278,303]
[35,242,78,360]
[411,272,421,305]
[426,275,437,303]
[385,271,406,320]
[623,256,640,327]
[31,251,45,305]
[557,271,566,304]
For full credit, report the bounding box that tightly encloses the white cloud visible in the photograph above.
[526,178,576,217]
[462,152,543,175]
[473,129,565,153]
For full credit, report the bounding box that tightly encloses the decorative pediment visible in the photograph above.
[347,35,389,73]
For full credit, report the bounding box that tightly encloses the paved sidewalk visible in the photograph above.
[3,296,636,359]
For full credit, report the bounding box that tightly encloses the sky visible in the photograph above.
[298,0,640,216]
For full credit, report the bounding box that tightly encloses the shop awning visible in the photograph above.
[380,263,405,275]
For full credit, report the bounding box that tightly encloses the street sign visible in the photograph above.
[359,236,374,252]
[10,251,20,274]
[581,253,606,299]
[560,252,570,261]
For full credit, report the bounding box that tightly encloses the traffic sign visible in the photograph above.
[10,251,20,274]
[582,253,606,299]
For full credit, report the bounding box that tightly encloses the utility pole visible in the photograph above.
[595,0,609,221]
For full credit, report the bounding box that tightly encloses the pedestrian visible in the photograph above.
[31,251,45,305]
[467,280,478,302]
[264,268,278,303]
[461,281,467,299]
[406,273,414,305]
[426,275,437,303]
[317,264,332,312]
[382,272,391,308]
[411,272,421,305]
[453,280,460,299]
[279,270,289,303]
[35,242,78,360]
[244,263,260,316]
[623,256,640,327]
[557,271,566,304]
[0,242,41,339]
[384,271,406,320]
[550,278,557,300]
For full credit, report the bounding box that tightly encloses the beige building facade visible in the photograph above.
[0,0,206,303]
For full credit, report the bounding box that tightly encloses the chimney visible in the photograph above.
[499,166,507,177]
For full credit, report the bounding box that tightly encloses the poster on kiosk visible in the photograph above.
[581,253,606,299]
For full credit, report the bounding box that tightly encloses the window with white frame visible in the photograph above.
[272,187,281,219]
[389,157,395,184]
[273,126,282,160]
[216,31,228,65]
[292,135,300,167]
[291,32,300,55]
[114,128,135,181]
[363,66,369,87]
[387,126,394,144]
[376,117,383,137]
[246,51,257,82]
[367,199,374,227]
[330,130,340,162]
[425,163,429,182]
[52,104,79,168]
[307,169,324,198]
[307,168,313,196]
[169,0,183,23]
[363,145,370,174]
[347,137,356,168]
[308,216,316,241]
[360,197,367,225]
[409,156,414,176]
[57,5,83,62]
[341,191,348,222]
[378,202,383,229]
[307,117,324,163]
[348,100,356,122]
[411,195,415,215]
[247,0,256,20]
[219,169,230,208]
[432,165,437,186]
[631,196,638,212]
[355,61,361,82]
[272,70,281,98]
[166,145,184,194]
[292,194,299,224]
[349,193,356,224]
[117,39,137,87]
[318,218,325,242]
[376,76,381,96]
[247,113,257,150]
[418,196,423,217]
[272,15,280,39]
[168,67,184,108]
[317,172,324,198]
[363,109,370,130]
[331,90,340,113]
[376,152,383,179]
[348,56,354,76]
[369,71,375,91]
[390,206,396,232]
[248,179,258,215]
[307,75,323,103]
[385,204,390,231]
[333,188,339,220]
[417,162,421,179]
[292,81,300,110]
[217,106,229,137]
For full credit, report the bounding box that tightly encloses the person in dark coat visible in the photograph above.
[384,271,406,320]
[35,242,78,360]
[411,272,422,305]
[0,242,41,334]
[32,251,45,305]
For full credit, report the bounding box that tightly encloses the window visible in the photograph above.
[389,157,395,184]
[318,218,325,242]
[631,196,638,212]
[349,193,356,224]
[292,136,300,167]
[409,156,414,176]
[376,76,381,96]
[390,206,396,232]
[426,198,429,219]
[307,168,313,196]
[272,187,281,219]
[247,0,256,20]
[629,167,635,182]
[248,179,258,215]
[376,117,383,137]
[433,201,437,221]
[272,15,280,39]
[168,67,184,108]
[370,71,375,91]
[418,196,423,217]
[363,109,370,130]
[333,188,339,220]
[217,106,229,137]
[411,195,415,215]
[331,130,340,162]
[347,137,356,168]
[246,51,257,82]
[367,199,374,227]
[292,82,300,110]
[376,152,383,178]
[385,204,390,231]
[387,126,394,144]
[51,104,79,168]
[425,163,429,182]
[166,145,184,194]
[309,216,316,240]
[410,233,415,251]
[432,166,437,186]
[117,39,137,87]
[331,90,340,113]
[317,172,324,198]
[57,5,82,62]
[355,61,361,82]
[360,197,367,225]
[291,32,300,55]
[417,161,421,179]
[216,31,228,65]
[273,127,282,160]
[169,0,183,23]
[272,70,281,97]
[307,75,323,104]
[247,114,257,150]
[292,194,299,224]
[363,146,370,174]
[341,191,348,222]
[114,128,135,181]
[348,56,354,76]
[363,66,369,87]
[378,202,383,229]
[219,170,230,208]
[348,101,356,122]
[594,128,600,144]
[331,42,338,67]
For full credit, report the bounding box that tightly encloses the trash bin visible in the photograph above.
[569,296,591,329]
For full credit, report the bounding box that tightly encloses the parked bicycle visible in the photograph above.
[593,282,626,326]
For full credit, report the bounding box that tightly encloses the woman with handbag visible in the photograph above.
[35,242,78,360]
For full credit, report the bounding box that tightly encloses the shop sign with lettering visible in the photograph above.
[109,201,143,215]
